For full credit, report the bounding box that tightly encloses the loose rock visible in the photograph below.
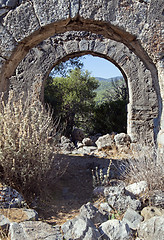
[141,206,164,221]
[99,219,132,240]
[61,216,101,240]
[122,208,143,230]
[9,221,62,240]
[138,216,164,240]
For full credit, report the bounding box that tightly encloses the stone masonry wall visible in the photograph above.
[0,0,163,148]
[9,31,158,144]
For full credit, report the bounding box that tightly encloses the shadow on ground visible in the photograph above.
[36,154,127,225]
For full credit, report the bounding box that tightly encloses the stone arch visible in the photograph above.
[9,31,158,144]
[0,0,163,148]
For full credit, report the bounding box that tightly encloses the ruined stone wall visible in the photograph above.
[0,0,163,148]
[9,31,158,144]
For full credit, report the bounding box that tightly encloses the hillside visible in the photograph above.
[95,76,123,103]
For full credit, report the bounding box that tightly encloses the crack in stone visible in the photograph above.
[28,0,42,28]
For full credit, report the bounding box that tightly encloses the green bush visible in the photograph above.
[90,99,127,135]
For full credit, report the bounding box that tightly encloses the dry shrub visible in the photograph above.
[0,90,58,202]
[122,145,164,194]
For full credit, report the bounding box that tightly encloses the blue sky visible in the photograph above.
[82,55,122,78]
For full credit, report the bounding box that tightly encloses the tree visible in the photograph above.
[88,77,128,135]
[50,57,84,77]
[90,99,127,135]
[44,68,99,136]
[103,77,128,102]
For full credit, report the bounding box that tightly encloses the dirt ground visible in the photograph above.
[36,153,126,225]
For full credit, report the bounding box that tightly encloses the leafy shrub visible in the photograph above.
[89,100,127,135]
[0,90,57,202]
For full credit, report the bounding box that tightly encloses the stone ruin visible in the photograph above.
[0,0,163,151]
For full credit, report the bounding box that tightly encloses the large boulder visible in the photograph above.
[99,219,132,240]
[150,190,164,208]
[9,221,62,240]
[61,216,101,240]
[95,134,114,150]
[138,216,164,240]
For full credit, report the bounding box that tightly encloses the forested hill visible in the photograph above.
[95,76,123,103]
[95,76,123,82]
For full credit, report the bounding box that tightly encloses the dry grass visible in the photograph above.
[121,145,164,194]
[0,90,58,202]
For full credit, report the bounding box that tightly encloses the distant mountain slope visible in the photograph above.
[95,76,123,82]
[95,76,123,103]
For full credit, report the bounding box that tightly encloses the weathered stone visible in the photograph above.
[99,202,112,214]
[80,202,108,225]
[0,185,24,208]
[82,138,94,146]
[123,208,143,230]
[3,2,40,41]
[0,1,163,151]
[138,216,164,240]
[125,181,148,196]
[104,185,141,212]
[141,207,164,221]
[31,0,70,26]
[61,216,101,240]
[150,190,164,208]
[104,185,125,197]
[95,134,114,150]
[114,133,131,146]
[99,219,132,240]
[0,208,38,224]
[0,23,17,58]
[9,221,62,240]
[4,30,159,145]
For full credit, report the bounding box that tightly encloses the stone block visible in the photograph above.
[95,134,114,150]
[61,216,101,240]
[141,207,164,221]
[0,23,17,58]
[99,219,132,240]
[123,208,143,230]
[125,181,148,196]
[138,216,164,240]
[31,0,70,26]
[9,221,63,240]
[3,2,40,41]
[80,202,108,225]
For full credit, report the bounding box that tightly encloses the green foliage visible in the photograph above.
[50,57,84,77]
[90,99,127,135]
[44,68,99,136]
[95,77,128,104]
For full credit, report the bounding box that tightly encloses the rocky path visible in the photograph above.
[36,153,125,225]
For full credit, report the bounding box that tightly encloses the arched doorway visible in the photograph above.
[8,31,158,144]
